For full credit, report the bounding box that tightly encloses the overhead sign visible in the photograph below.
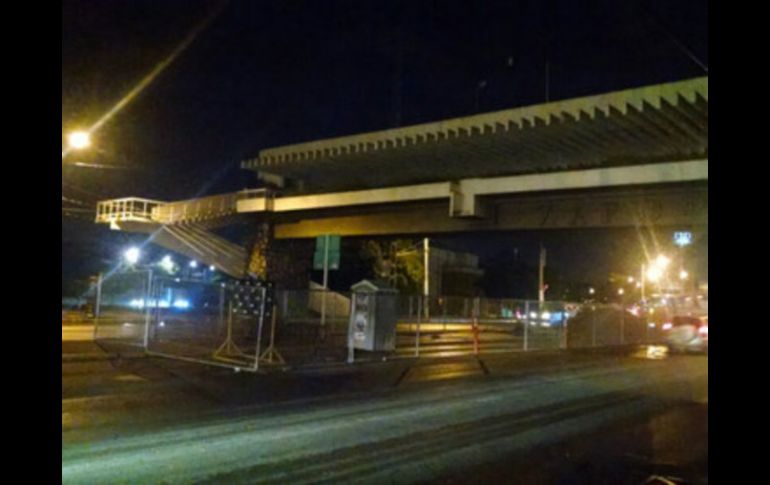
[673,231,693,247]
[313,234,341,270]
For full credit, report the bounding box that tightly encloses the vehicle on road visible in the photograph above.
[663,315,708,353]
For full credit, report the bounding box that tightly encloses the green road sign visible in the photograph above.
[313,235,341,270]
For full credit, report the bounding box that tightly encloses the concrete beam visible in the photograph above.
[236,160,707,218]
[272,185,707,238]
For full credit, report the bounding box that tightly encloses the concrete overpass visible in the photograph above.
[96,77,708,280]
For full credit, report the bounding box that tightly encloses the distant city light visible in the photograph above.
[627,276,634,283]
[679,270,689,280]
[673,231,693,247]
[189,260,198,268]
[209,265,216,272]
[617,288,625,295]
[124,247,141,265]
[172,299,190,309]
[588,287,595,295]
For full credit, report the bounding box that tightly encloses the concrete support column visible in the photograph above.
[247,222,312,288]
[247,223,273,280]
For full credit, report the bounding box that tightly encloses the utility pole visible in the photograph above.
[423,237,430,319]
[538,244,546,304]
[321,234,329,329]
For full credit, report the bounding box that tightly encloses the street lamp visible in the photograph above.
[618,288,625,296]
[67,130,91,151]
[679,270,689,280]
[189,260,198,268]
[124,247,141,265]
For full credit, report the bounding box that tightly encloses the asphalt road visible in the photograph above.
[62,328,707,484]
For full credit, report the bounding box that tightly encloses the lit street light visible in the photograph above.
[588,287,595,295]
[124,247,141,265]
[160,255,175,273]
[646,265,664,283]
[679,270,689,280]
[618,288,625,296]
[67,131,91,151]
[189,260,198,268]
[654,254,671,269]
[209,265,216,272]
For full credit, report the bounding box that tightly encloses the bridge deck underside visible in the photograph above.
[245,77,707,193]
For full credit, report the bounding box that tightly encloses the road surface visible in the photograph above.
[63,333,707,484]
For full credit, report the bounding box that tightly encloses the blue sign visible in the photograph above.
[673,231,693,247]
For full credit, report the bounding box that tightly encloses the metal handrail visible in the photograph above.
[96,188,276,225]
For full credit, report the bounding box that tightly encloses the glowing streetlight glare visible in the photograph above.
[627,276,634,283]
[67,131,91,150]
[588,287,595,295]
[189,260,198,268]
[160,255,174,273]
[618,288,625,296]
[124,247,140,265]
[646,266,663,282]
[209,265,216,272]
[654,254,671,269]
[679,270,689,280]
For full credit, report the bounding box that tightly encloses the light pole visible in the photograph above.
[538,244,546,304]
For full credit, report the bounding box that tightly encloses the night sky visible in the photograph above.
[62,0,708,295]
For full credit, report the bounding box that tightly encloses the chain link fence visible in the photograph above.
[93,270,152,347]
[93,271,667,371]
[144,277,272,371]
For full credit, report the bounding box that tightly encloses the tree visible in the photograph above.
[360,239,423,293]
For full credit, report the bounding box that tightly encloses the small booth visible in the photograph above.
[348,280,399,353]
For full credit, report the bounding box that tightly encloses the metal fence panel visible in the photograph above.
[267,289,352,367]
[144,277,268,371]
[94,270,152,347]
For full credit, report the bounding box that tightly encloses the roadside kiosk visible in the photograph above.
[347,280,399,355]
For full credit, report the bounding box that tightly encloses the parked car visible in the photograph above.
[663,315,708,353]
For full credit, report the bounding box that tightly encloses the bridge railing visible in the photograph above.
[151,188,274,223]
[95,198,165,224]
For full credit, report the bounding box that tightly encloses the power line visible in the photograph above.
[641,5,708,73]
[61,181,105,200]
[62,196,92,207]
